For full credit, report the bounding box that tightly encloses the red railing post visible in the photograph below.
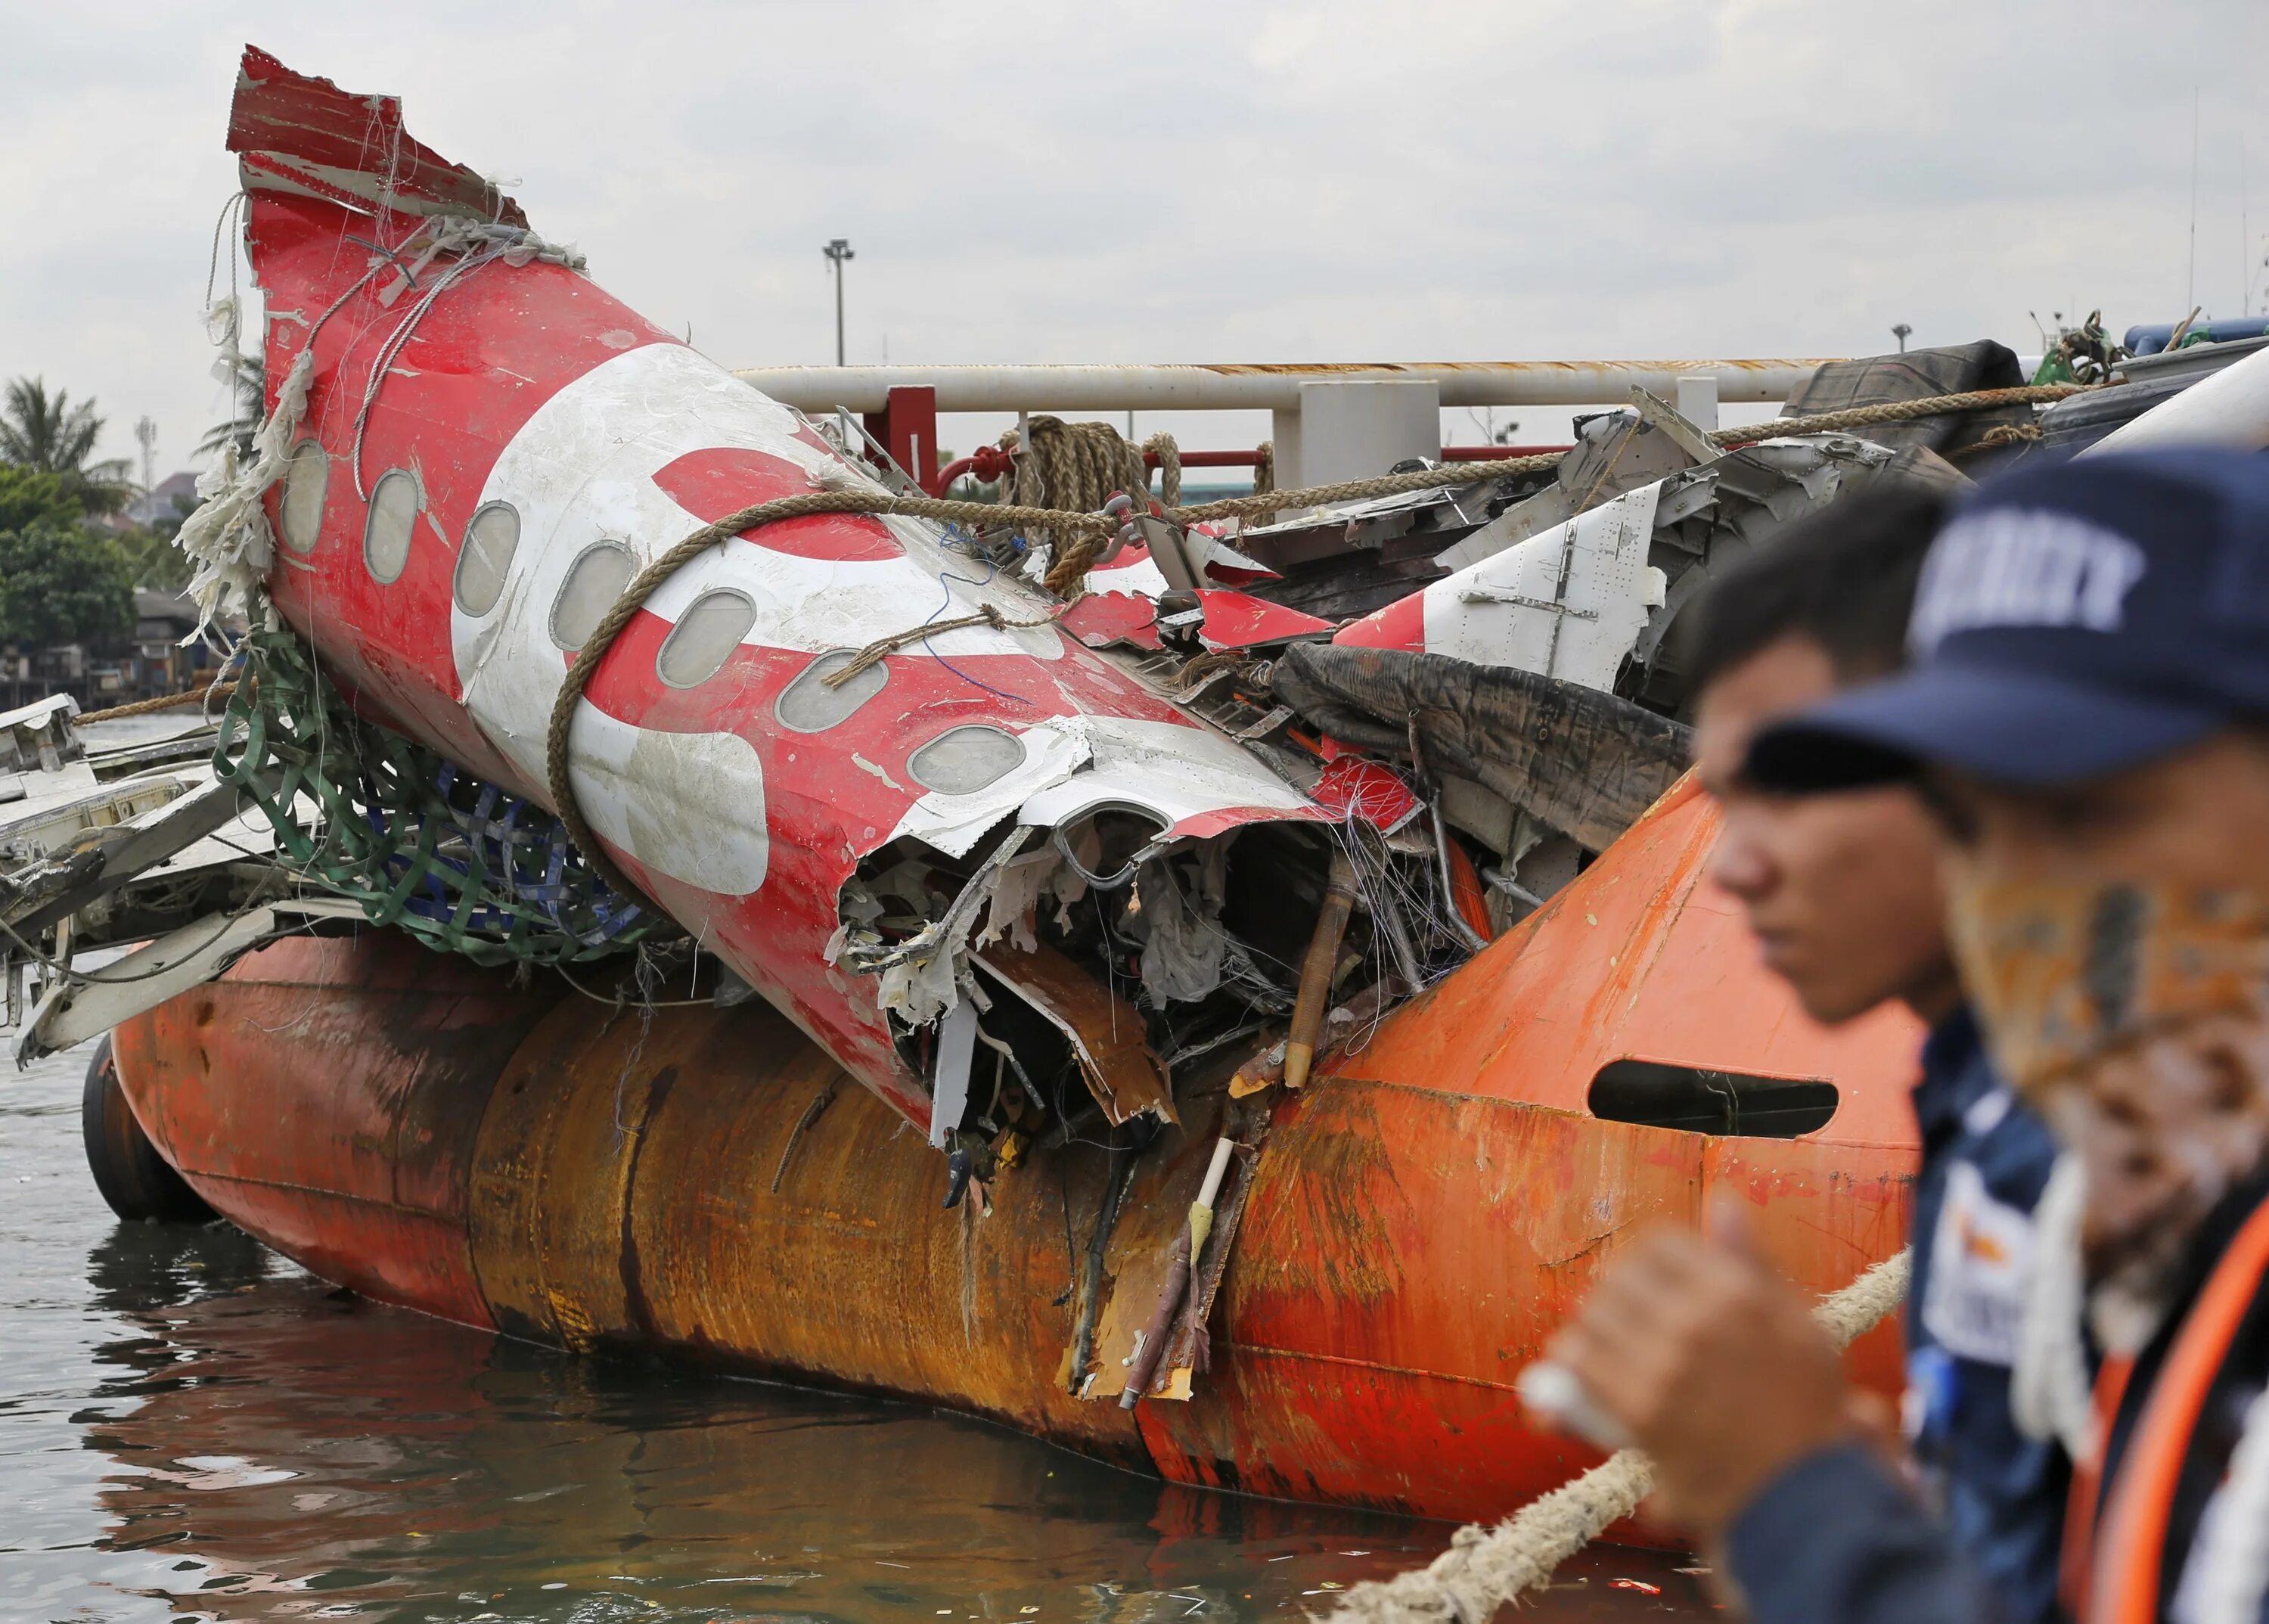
[863,386,942,493]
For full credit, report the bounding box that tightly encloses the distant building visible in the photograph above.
[134,590,200,660]
[2,589,222,712]
[110,471,200,533]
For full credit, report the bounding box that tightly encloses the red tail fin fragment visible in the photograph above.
[228,45,526,227]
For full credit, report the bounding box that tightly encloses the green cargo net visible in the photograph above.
[212,629,657,965]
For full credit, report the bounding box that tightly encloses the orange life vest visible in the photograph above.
[2080,1196,2269,1624]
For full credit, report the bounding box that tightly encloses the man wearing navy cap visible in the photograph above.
[1681,487,2069,1624]
[1545,449,2269,1624]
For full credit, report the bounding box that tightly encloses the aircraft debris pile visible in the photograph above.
[19,45,2252,1265]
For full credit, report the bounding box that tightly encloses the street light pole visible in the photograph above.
[823,238,854,366]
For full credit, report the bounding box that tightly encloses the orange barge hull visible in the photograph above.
[109,779,1920,1526]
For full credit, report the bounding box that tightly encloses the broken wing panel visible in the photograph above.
[1272,644,1691,854]
[1334,483,1666,688]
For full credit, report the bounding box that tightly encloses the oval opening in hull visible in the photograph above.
[1587,1059,1839,1138]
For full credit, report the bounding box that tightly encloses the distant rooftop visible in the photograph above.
[120,471,198,529]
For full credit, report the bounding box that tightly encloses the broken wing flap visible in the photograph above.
[17,898,366,1065]
[1269,642,1693,855]
[231,45,526,226]
[0,765,290,945]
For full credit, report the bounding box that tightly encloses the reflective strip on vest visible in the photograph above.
[2087,1198,2269,1624]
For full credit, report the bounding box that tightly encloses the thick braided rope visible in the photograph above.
[1325,1246,1914,1624]
[542,486,1113,902]
[822,601,1065,689]
[1167,383,2087,530]
[1040,383,2087,586]
[77,679,240,725]
[1144,430,1184,507]
[1002,415,1147,513]
[1005,416,1154,592]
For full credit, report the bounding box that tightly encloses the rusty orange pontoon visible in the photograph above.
[109,775,1916,1527]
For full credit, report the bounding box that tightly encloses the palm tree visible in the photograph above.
[0,377,134,516]
[196,353,265,466]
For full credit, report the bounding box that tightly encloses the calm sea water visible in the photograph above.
[2,913,1700,1621]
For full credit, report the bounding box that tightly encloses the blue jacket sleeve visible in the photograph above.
[1726,1445,2006,1624]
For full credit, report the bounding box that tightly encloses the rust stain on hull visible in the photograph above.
[110,781,1921,1530]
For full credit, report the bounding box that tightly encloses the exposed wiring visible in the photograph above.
[919,525,1035,707]
[554,960,712,1011]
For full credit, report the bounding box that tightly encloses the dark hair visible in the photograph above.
[1682,485,1948,690]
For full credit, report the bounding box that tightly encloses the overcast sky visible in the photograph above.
[5,0,2266,484]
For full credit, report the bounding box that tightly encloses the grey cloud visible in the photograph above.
[1,0,2264,483]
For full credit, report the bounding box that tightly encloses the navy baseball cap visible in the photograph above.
[1746,448,2269,791]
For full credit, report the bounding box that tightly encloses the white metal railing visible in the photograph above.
[733,359,1838,415]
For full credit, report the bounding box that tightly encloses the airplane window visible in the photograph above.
[908,725,1026,796]
[550,540,635,651]
[454,501,521,616]
[656,588,756,688]
[280,439,327,554]
[775,649,887,733]
[363,467,422,584]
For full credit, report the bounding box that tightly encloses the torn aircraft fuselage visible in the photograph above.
[231,52,1341,1138]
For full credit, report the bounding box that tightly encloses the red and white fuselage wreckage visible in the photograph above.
[229,48,1324,1132]
[67,46,1942,1529]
